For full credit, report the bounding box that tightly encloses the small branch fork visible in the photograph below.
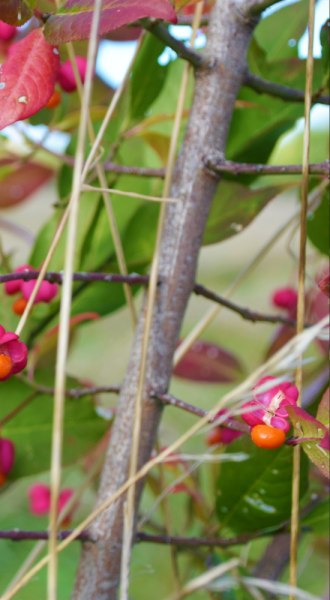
[1,271,303,329]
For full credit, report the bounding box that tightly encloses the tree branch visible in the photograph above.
[0,530,90,542]
[103,162,165,178]
[205,157,330,177]
[153,392,250,433]
[246,0,285,16]
[1,271,301,328]
[244,70,330,105]
[138,19,207,69]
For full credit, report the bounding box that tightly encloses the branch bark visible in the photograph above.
[72,2,258,598]
[244,70,330,105]
[205,157,330,176]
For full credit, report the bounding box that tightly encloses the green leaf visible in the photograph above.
[0,0,34,26]
[203,181,293,246]
[130,34,169,121]
[301,498,329,536]
[286,406,329,479]
[254,0,309,61]
[1,375,108,479]
[307,188,329,256]
[216,436,309,534]
[316,389,329,427]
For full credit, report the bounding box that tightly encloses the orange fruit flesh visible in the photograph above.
[251,424,286,449]
[0,354,13,379]
[0,472,6,487]
[12,296,28,316]
[46,90,62,109]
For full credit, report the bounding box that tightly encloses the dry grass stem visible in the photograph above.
[163,558,241,600]
[47,2,102,597]
[289,2,316,597]
[81,184,179,203]
[209,576,322,600]
[1,316,328,600]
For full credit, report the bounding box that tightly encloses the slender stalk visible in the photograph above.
[205,158,329,176]
[244,70,329,105]
[47,3,102,597]
[0,392,39,427]
[289,2,315,597]
[103,163,165,178]
[66,44,138,329]
[81,184,178,203]
[2,317,328,600]
[140,20,207,69]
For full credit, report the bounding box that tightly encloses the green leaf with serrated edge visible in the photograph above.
[286,405,329,479]
[0,0,34,26]
[1,374,108,479]
[216,436,308,535]
[254,0,309,61]
[130,33,169,121]
[307,189,330,256]
[301,498,329,536]
[203,181,294,246]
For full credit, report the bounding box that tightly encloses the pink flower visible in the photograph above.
[0,325,28,381]
[0,21,16,42]
[241,376,299,433]
[21,279,58,304]
[0,438,15,476]
[272,287,298,311]
[57,57,88,93]
[5,265,32,296]
[28,484,76,525]
[5,265,58,305]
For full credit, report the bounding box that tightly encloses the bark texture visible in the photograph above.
[72,2,257,597]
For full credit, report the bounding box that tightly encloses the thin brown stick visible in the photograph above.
[244,70,330,105]
[103,162,165,178]
[289,2,315,598]
[0,392,39,427]
[205,157,330,176]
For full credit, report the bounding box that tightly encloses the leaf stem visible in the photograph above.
[244,70,330,106]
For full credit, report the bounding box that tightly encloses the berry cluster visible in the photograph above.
[5,265,58,315]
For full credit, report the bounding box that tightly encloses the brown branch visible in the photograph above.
[244,70,330,105]
[205,157,330,177]
[1,271,301,328]
[153,392,250,433]
[0,529,91,542]
[135,528,287,548]
[246,0,286,16]
[103,162,165,178]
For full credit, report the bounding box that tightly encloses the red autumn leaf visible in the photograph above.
[0,159,53,208]
[44,0,177,45]
[173,340,244,383]
[318,275,330,299]
[104,24,142,42]
[0,28,60,130]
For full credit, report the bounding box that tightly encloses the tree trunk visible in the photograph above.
[72,1,257,597]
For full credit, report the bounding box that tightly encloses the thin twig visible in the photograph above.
[0,392,39,427]
[139,19,207,69]
[103,162,165,178]
[205,157,330,176]
[244,70,330,106]
[2,318,328,600]
[290,2,315,597]
[48,3,103,596]
[246,0,290,15]
[81,184,178,203]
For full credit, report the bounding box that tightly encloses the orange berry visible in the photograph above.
[12,296,28,316]
[206,427,223,446]
[251,424,286,449]
[46,90,62,109]
[0,472,6,487]
[0,355,13,379]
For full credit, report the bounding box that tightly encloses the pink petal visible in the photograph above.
[284,385,299,403]
[22,279,58,304]
[241,402,264,427]
[4,264,33,295]
[0,331,18,344]
[28,483,51,516]
[219,428,244,444]
[0,438,15,475]
[5,340,28,373]
[269,416,290,432]
[58,488,74,513]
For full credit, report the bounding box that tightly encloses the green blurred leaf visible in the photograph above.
[0,0,34,26]
[130,34,169,121]
[203,181,293,245]
[254,0,309,61]
[307,189,329,256]
[301,498,329,536]
[1,375,108,479]
[216,436,308,534]
[316,388,329,427]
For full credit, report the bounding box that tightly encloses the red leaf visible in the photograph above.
[318,275,330,299]
[173,340,244,383]
[0,159,53,208]
[0,29,60,130]
[44,0,177,45]
[0,1,33,27]
[104,24,142,41]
